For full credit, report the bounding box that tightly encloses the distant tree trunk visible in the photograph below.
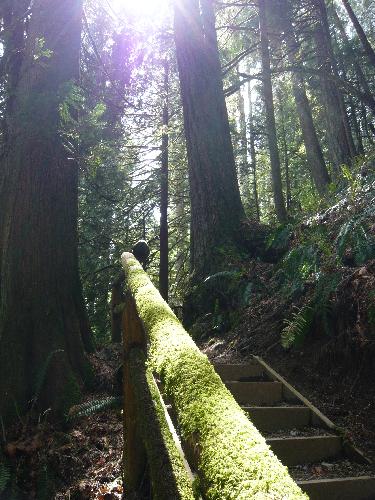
[237,68,251,210]
[159,61,169,302]
[361,102,375,144]
[0,0,92,422]
[277,92,292,211]
[329,17,365,154]
[331,6,375,116]
[248,81,261,221]
[173,0,246,279]
[341,0,375,69]
[311,0,355,173]
[258,0,287,222]
[276,0,330,196]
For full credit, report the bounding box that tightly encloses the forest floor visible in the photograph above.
[2,346,124,499]
[5,258,375,495]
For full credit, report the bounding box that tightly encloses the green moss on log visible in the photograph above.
[122,253,307,499]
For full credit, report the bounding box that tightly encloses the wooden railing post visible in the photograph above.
[110,272,125,343]
[122,292,147,496]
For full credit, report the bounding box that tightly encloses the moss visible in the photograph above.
[128,348,195,499]
[122,253,307,499]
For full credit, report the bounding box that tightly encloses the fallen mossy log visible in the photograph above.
[122,252,307,499]
[127,347,195,500]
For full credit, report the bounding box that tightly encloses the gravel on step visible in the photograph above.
[264,426,335,439]
[289,458,375,481]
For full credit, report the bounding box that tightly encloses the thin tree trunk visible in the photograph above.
[159,61,169,302]
[174,0,246,279]
[277,0,330,196]
[331,6,375,116]
[248,81,261,221]
[237,66,251,208]
[0,0,91,422]
[258,0,287,222]
[330,17,365,155]
[278,91,292,211]
[341,0,375,69]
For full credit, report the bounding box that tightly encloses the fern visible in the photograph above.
[68,396,122,419]
[336,206,375,265]
[281,305,314,348]
[279,243,320,295]
[266,224,293,251]
[314,272,340,335]
[0,462,10,493]
[282,271,340,348]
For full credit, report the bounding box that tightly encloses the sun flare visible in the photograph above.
[109,0,170,20]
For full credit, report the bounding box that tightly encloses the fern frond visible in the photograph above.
[0,462,10,493]
[68,396,122,419]
[281,305,314,348]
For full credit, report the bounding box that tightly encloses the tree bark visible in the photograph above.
[276,0,330,196]
[173,0,246,280]
[331,6,375,116]
[341,0,375,69]
[311,0,355,174]
[159,61,169,302]
[258,0,287,222]
[247,80,261,221]
[0,0,92,422]
[236,67,251,211]
[277,91,292,211]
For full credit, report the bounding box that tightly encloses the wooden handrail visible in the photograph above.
[122,291,195,499]
[121,250,307,499]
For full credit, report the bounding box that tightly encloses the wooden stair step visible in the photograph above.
[243,406,311,432]
[267,436,342,466]
[215,363,264,381]
[225,381,283,405]
[298,476,375,500]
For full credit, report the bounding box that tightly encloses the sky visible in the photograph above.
[109,0,171,23]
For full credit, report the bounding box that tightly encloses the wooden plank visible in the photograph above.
[254,356,334,428]
[254,356,372,464]
[122,294,147,494]
[298,476,375,500]
[244,406,311,432]
[225,381,283,405]
[128,348,195,499]
[214,363,265,381]
[267,436,342,466]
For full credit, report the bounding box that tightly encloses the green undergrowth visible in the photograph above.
[122,253,306,499]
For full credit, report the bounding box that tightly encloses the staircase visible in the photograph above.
[215,357,375,500]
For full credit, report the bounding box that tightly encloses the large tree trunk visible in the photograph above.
[276,0,330,196]
[311,0,355,174]
[0,0,92,422]
[258,0,287,222]
[341,0,375,69]
[173,0,246,280]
